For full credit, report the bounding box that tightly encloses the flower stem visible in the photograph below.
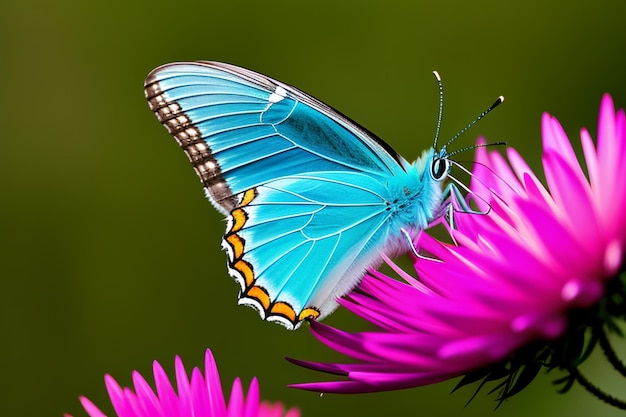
[568,367,626,410]
[595,326,626,377]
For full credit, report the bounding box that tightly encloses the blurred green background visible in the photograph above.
[2,1,626,416]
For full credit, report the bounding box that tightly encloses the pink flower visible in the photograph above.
[290,94,626,400]
[69,349,300,417]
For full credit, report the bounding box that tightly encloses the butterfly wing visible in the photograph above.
[145,62,411,329]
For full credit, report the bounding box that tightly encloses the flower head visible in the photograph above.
[69,349,300,417]
[289,94,626,400]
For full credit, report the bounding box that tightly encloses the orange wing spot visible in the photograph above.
[229,208,247,233]
[225,234,245,260]
[233,259,255,287]
[240,188,257,207]
[246,285,270,310]
[270,302,297,322]
[299,308,321,322]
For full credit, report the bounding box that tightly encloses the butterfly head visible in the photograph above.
[430,145,452,183]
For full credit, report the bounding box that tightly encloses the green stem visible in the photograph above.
[596,326,626,377]
[568,367,626,410]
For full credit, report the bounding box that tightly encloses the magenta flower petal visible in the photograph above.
[153,360,178,415]
[203,348,227,415]
[189,367,210,415]
[71,349,299,417]
[103,375,128,415]
[78,397,106,417]
[291,94,626,398]
[243,378,261,417]
[259,401,301,417]
[132,370,161,415]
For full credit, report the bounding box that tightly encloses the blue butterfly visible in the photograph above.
[144,62,502,330]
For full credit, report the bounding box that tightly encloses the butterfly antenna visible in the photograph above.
[444,95,504,151]
[432,71,444,150]
[447,140,507,158]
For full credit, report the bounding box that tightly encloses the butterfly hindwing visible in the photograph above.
[144,61,427,329]
[223,172,395,329]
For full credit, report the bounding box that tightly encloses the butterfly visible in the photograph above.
[144,61,502,330]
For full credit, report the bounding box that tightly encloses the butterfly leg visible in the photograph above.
[401,182,480,261]
[400,228,444,263]
[439,182,490,245]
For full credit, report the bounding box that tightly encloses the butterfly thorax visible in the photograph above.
[379,148,444,252]
[389,148,444,225]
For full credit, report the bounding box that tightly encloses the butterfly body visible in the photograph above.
[145,62,452,329]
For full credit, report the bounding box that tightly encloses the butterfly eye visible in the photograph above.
[430,158,449,181]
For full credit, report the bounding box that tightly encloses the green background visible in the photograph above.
[3,1,626,416]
